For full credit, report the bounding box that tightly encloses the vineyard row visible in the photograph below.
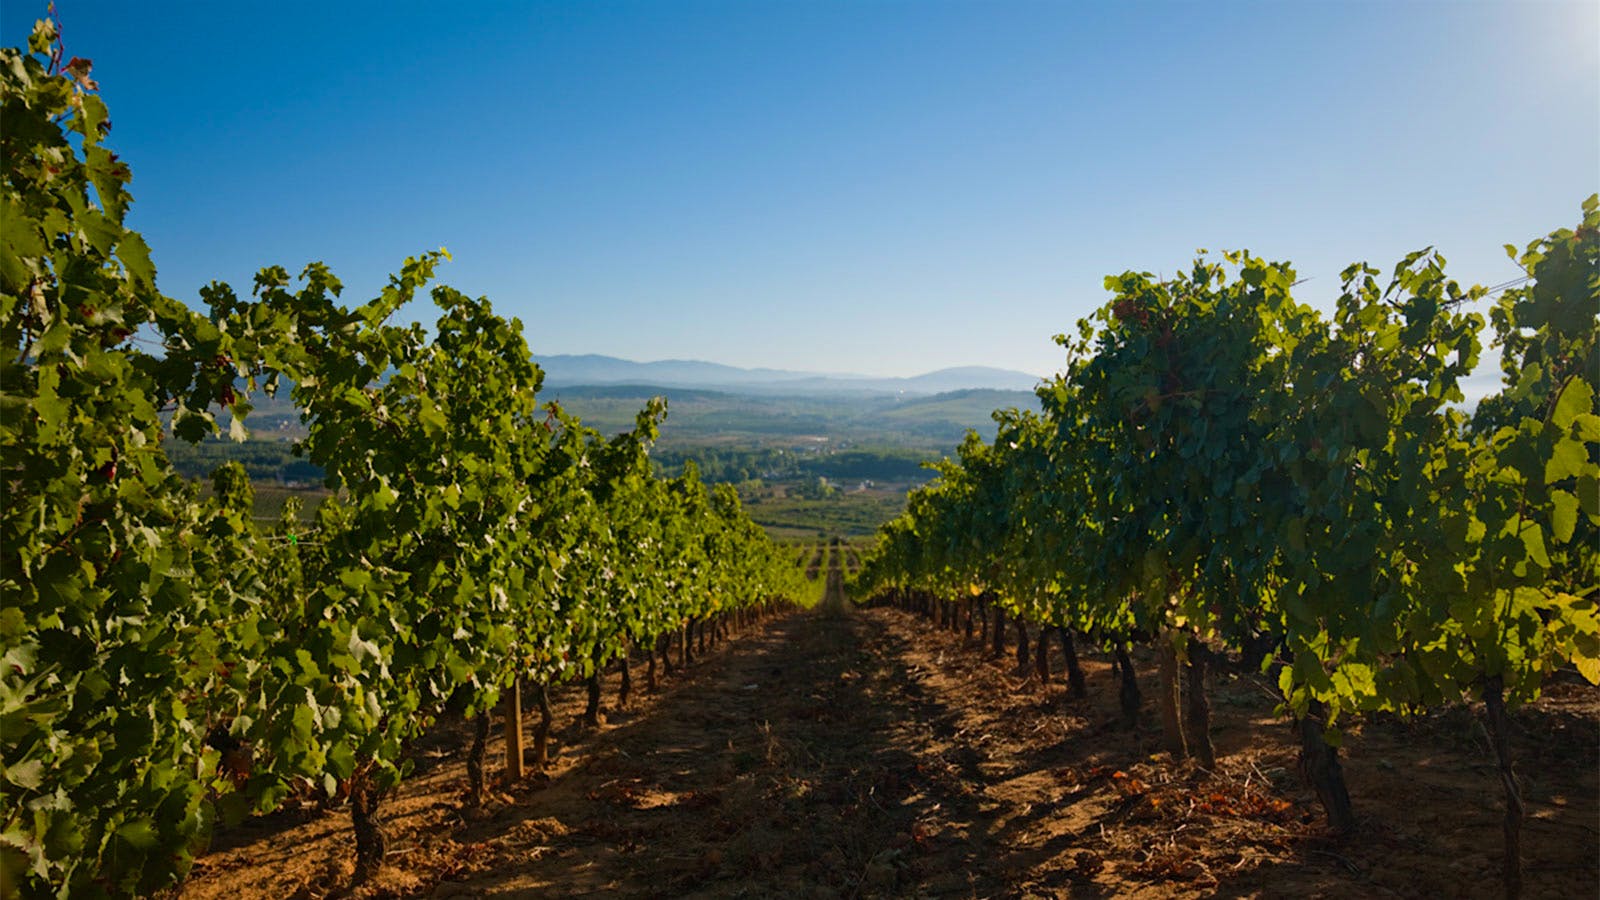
[849,197,1599,899]
[1,24,809,897]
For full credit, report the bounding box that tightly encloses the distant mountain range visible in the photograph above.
[534,354,1044,396]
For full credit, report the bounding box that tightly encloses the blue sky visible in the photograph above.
[5,1,1596,378]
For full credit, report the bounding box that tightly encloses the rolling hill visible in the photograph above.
[534,354,1043,395]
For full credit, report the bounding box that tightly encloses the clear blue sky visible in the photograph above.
[5,1,1596,378]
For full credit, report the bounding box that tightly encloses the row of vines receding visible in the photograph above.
[849,197,1598,899]
[0,20,812,898]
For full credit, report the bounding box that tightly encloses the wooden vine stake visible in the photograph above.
[503,678,526,784]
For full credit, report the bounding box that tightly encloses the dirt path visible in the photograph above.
[183,584,1598,899]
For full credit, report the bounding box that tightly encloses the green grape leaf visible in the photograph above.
[1519,521,1550,569]
[1546,436,1588,484]
[1578,474,1600,519]
[1551,378,1594,430]
[115,818,159,851]
[1574,414,1600,443]
[1550,490,1580,543]
[3,760,45,791]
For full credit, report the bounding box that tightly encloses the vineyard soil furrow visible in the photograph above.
[179,597,1597,899]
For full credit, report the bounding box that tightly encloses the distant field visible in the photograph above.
[189,478,330,523]
[175,383,1004,538]
[741,484,910,539]
[544,384,1039,449]
[236,484,897,541]
[252,486,330,522]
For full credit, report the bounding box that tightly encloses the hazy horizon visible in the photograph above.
[530,351,1052,381]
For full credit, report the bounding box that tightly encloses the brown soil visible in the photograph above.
[180,602,1599,899]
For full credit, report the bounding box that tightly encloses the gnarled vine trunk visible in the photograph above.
[1059,627,1086,699]
[1156,634,1187,757]
[1184,644,1215,768]
[584,669,603,727]
[532,682,554,768]
[1297,699,1354,833]
[1015,619,1032,678]
[465,712,490,805]
[1483,676,1523,899]
[1115,645,1141,728]
[618,647,633,707]
[350,775,386,883]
